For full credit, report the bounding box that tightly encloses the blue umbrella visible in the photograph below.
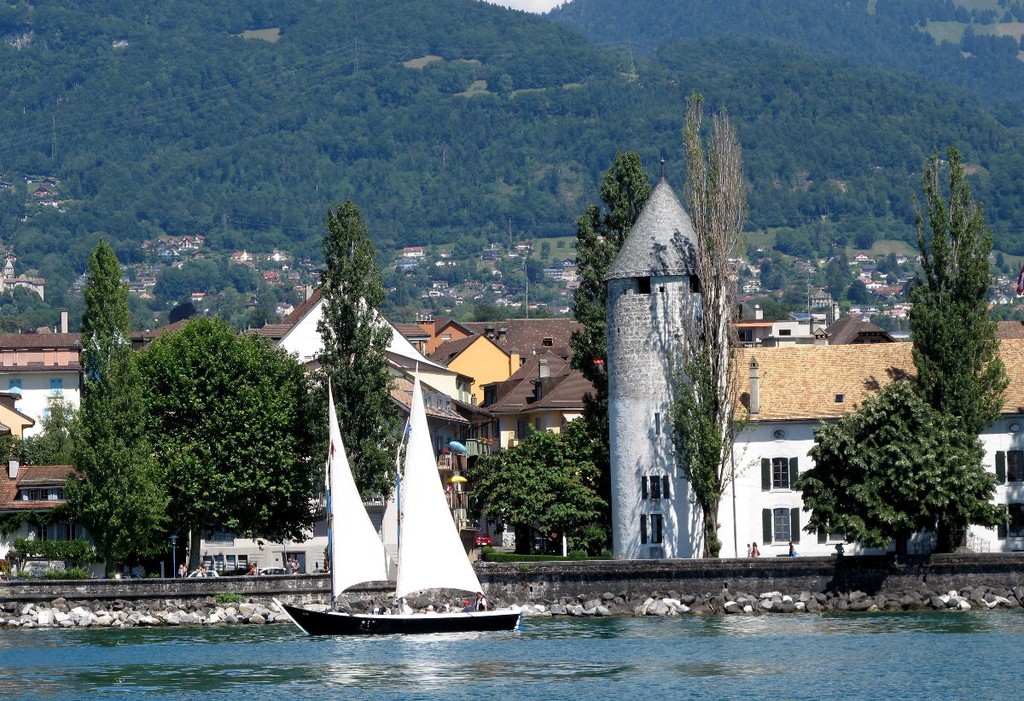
[448,440,468,454]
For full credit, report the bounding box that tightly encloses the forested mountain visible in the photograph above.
[551,0,1024,108]
[2,0,1024,322]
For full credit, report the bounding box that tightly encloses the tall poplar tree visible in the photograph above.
[910,146,1007,550]
[569,152,651,545]
[318,201,398,498]
[66,240,167,572]
[669,93,747,558]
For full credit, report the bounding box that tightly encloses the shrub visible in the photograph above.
[215,592,245,605]
[42,567,90,580]
[13,538,95,564]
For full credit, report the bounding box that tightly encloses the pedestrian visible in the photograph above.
[177,563,187,579]
[751,542,760,557]
[746,543,752,558]
[247,562,258,576]
[788,541,798,557]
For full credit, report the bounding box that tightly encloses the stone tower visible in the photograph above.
[606,176,700,559]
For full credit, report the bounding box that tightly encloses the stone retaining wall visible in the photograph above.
[2,553,1022,615]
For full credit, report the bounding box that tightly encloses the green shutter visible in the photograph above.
[790,508,801,543]
[662,475,671,500]
[817,528,827,544]
[762,508,773,544]
[789,457,799,487]
[996,451,1006,485]
[761,459,771,491]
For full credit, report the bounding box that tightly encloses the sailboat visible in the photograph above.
[278,377,522,635]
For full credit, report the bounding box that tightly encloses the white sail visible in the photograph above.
[327,382,391,598]
[395,377,482,600]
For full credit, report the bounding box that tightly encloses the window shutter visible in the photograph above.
[761,459,771,491]
[640,515,648,545]
[762,509,772,544]
[997,520,1007,540]
[641,476,648,500]
[996,451,1006,485]
[662,475,671,500]
[817,528,826,544]
[790,508,801,543]
[789,457,799,486]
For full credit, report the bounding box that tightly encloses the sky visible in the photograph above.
[484,0,564,13]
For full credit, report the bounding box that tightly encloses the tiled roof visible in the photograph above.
[485,352,592,414]
[429,335,479,365]
[0,464,76,512]
[997,320,1024,340]
[736,339,1024,422]
[605,177,697,281]
[824,314,895,345]
[461,318,581,359]
[390,375,467,425]
[0,333,81,349]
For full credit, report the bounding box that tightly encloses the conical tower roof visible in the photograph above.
[605,177,697,281]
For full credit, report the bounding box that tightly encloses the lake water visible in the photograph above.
[1,611,1020,700]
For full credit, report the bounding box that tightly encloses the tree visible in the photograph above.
[910,147,1008,550]
[138,317,318,567]
[467,421,607,554]
[669,94,747,558]
[20,400,75,467]
[318,201,399,498]
[569,152,651,547]
[797,381,1003,554]
[66,240,168,572]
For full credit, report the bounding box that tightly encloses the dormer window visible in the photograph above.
[542,337,553,347]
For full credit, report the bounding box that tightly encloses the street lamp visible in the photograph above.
[170,534,179,578]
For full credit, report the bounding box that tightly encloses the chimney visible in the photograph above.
[538,358,550,379]
[60,308,68,334]
[754,304,763,321]
[749,357,760,415]
[484,324,495,339]
[9,457,19,481]
[497,326,507,342]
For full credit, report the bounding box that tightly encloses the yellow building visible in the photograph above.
[430,334,518,405]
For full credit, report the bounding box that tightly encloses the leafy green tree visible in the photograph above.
[21,400,76,466]
[467,421,607,554]
[569,152,651,548]
[318,201,398,498]
[910,147,1008,550]
[138,317,318,567]
[670,94,747,558]
[797,381,1003,555]
[911,147,1007,437]
[66,240,168,572]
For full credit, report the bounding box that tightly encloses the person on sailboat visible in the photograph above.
[475,592,488,611]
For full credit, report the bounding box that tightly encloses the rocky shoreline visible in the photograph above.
[6,583,1023,630]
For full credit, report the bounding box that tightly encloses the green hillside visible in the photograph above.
[1,0,1024,322]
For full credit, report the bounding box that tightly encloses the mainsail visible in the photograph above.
[395,376,482,599]
[326,382,391,600]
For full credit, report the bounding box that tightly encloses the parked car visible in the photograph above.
[258,567,287,576]
[475,535,493,547]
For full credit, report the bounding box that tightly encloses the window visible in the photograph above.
[1000,504,1024,539]
[8,378,21,395]
[21,487,64,501]
[779,329,792,336]
[637,277,651,294]
[641,475,670,500]
[761,457,798,491]
[995,451,1024,483]
[640,513,664,544]
[516,420,528,439]
[484,386,497,406]
[655,412,661,436]
[762,507,800,545]
[41,521,73,541]
[50,378,63,397]
[542,337,553,347]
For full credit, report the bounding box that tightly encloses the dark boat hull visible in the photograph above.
[278,601,523,636]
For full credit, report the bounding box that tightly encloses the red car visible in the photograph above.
[474,535,492,547]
